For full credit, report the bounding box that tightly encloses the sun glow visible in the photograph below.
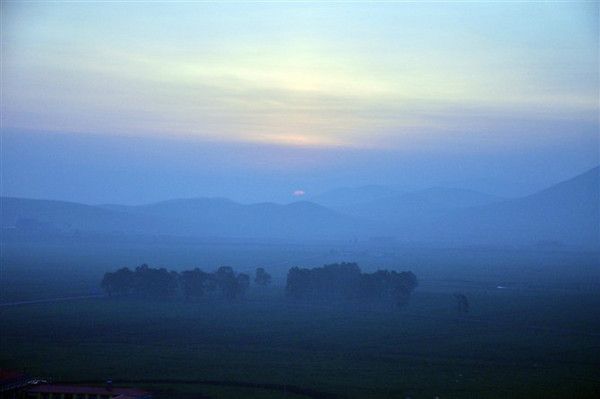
[2,2,597,150]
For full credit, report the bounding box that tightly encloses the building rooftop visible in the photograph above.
[28,384,150,397]
[0,369,30,391]
[0,369,28,382]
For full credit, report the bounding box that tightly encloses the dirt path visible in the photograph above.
[0,294,106,307]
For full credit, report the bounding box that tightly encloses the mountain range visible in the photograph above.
[1,166,598,248]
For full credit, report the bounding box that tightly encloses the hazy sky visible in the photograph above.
[1,2,598,204]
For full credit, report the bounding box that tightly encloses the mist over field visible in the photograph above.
[1,1,599,399]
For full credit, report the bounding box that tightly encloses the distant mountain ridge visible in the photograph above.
[2,166,598,247]
[1,196,152,233]
[318,186,503,220]
[308,185,401,208]
[1,196,364,240]
[385,166,599,247]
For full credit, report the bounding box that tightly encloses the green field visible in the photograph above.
[1,240,599,398]
[2,288,599,398]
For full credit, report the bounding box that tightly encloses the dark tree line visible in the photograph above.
[101,262,419,307]
[101,264,270,300]
[255,267,271,286]
[285,263,418,306]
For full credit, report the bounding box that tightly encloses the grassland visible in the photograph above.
[1,239,599,398]
[2,288,599,398]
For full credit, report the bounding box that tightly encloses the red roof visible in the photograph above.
[0,369,28,382]
[28,384,149,397]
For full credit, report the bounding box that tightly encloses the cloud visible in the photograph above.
[1,1,597,152]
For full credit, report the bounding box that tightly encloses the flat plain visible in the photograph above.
[1,240,599,398]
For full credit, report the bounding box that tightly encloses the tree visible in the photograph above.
[237,273,250,296]
[390,271,418,307]
[101,267,134,296]
[285,267,312,299]
[454,293,469,314]
[133,264,178,299]
[214,266,240,299]
[101,264,263,302]
[285,263,417,306]
[358,270,390,301]
[254,267,272,286]
[180,268,210,300]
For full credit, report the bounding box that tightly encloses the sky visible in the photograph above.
[1,1,598,204]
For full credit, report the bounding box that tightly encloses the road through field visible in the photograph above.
[0,294,106,307]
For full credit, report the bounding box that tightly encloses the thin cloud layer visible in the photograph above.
[1,2,597,149]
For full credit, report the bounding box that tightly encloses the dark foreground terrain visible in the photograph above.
[1,240,599,398]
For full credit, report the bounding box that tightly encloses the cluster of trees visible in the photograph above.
[286,262,418,306]
[102,262,418,306]
[101,264,271,300]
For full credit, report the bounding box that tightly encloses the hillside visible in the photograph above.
[326,187,502,221]
[2,167,597,247]
[393,167,599,247]
[1,197,364,240]
[0,197,151,234]
[308,185,400,209]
